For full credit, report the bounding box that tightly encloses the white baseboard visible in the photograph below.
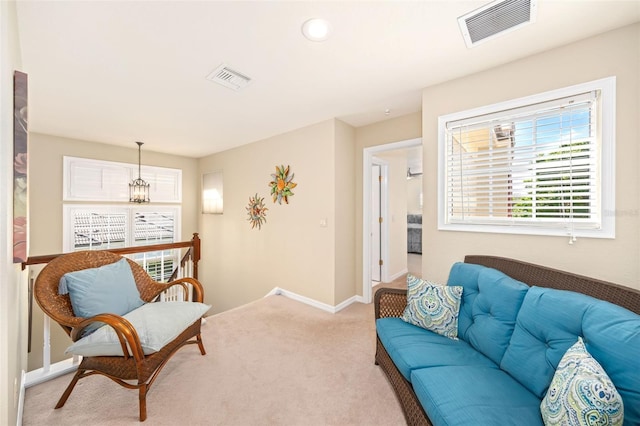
[387,268,408,283]
[24,357,80,388]
[16,370,25,426]
[265,288,364,314]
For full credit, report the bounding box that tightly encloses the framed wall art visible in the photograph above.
[13,71,28,263]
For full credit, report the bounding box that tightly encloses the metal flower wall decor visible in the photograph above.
[269,165,297,204]
[246,193,268,230]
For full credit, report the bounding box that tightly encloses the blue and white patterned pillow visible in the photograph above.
[401,274,463,340]
[541,336,624,426]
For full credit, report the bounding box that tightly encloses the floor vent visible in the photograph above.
[458,0,537,48]
[206,64,251,91]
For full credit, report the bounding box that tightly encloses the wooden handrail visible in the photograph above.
[22,232,200,271]
[169,233,200,282]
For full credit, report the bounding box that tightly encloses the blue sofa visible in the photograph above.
[374,256,640,426]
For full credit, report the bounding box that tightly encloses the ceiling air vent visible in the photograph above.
[458,0,537,48]
[206,64,251,91]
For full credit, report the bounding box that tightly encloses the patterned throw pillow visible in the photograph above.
[401,274,463,340]
[540,337,624,426]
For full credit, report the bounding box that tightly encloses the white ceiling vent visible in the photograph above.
[206,64,251,91]
[458,0,537,48]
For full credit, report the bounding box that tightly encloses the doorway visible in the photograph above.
[362,137,422,304]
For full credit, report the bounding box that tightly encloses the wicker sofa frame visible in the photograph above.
[374,255,640,426]
[34,250,207,422]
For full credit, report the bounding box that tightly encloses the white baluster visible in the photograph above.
[42,316,51,373]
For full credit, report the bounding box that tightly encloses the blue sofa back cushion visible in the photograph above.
[447,262,529,365]
[500,286,640,425]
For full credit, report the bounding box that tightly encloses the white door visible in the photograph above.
[371,164,381,282]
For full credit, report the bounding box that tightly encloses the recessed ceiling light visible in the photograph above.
[301,18,332,42]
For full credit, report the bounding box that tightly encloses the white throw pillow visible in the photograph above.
[540,336,624,426]
[65,301,210,357]
[401,274,463,340]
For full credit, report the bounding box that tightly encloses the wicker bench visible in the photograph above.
[374,255,640,426]
[34,251,208,421]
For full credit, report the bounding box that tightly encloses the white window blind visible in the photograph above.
[130,211,177,281]
[64,205,181,282]
[438,77,615,239]
[71,210,128,250]
[64,156,182,203]
[134,212,175,246]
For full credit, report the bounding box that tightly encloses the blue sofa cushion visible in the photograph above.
[411,365,543,426]
[579,294,640,425]
[447,262,529,365]
[376,317,496,382]
[500,286,640,425]
[540,337,624,426]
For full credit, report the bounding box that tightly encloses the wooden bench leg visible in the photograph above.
[55,370,83,409]
[139,383,147,422]
[196,333,206,355]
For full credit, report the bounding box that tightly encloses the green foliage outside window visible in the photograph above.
[512,141,592,219]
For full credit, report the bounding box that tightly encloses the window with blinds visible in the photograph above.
[63,156,182,203]
[438,77,615,239]
[63,157,183,280]
[64,206,181,282]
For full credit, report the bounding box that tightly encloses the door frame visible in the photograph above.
[362,137,422,304]
[370,159,388,283]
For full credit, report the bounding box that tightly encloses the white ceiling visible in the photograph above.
[15,1,640,158]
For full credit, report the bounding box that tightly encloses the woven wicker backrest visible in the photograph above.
[464,255,640,315]
[34,250,167,335]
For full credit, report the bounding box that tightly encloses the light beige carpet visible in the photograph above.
[22,293,407,426]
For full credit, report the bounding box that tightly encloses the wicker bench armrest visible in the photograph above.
[374,287,408,319]
[152,277,205,302]
[71,313,145,360]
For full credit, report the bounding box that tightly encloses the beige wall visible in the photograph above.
[1,1,26,424]
[334,120,356,304]
[29,133,199,256]
[422,23,640,288]
[354,112,422,294]
[27,133,199,369]
[198,119,356,313]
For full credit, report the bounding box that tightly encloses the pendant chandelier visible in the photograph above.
[129,141,150,203]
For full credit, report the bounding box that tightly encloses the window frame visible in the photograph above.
[437,77,616,239]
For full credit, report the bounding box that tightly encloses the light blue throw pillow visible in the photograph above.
[540,337,624,426]
[65,301,211,356]
[59,257,145,319]
[401,274,463,340]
